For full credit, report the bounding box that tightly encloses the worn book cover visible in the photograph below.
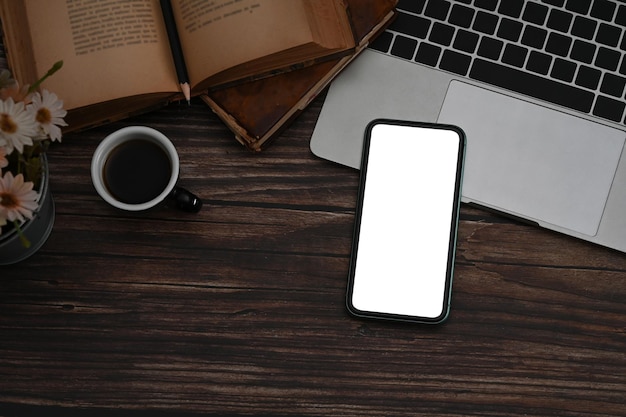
[201,0,398,151]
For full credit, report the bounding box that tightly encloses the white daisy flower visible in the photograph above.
[30,89,67,142]
[0,170,39,223]
[0,98,39,154]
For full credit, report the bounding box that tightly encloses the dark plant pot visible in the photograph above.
[0,155,55,265]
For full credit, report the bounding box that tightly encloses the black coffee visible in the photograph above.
[103,139,172,205]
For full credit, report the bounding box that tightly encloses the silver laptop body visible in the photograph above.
[311,0,626,252]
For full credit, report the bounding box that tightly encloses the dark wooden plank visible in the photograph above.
[1,93,626,417]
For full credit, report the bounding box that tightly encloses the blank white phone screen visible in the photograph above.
[351,123,462,319]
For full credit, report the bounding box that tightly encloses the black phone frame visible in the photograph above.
[346,119,466,324]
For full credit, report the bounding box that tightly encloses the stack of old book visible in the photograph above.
[1,0,397,151]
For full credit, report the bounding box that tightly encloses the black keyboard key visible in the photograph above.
[617,5,626,27]
[397,0,426,14]
[424,0,451,21]
[502,44,528,67]
[542,0,565,6]
[470,59,595,113]
[572,16,597,40]
[521,25,548,49]
[570,39,596,64]
[594,96,625,122]
[596,23,621,47]
[439,50,472,75]
[449,5,475,28]
[390,35,418,59]
[546,32,572,56]
[475,0,498,11]
[522,3,549,26]
[600,73,626,97]
[477,37,504,60]
[565,0,591,15]
[498,0,524,18]
[429,22,455,46]
[591,0,616,22]
[415,42,442,66]
[390,12,431,39]
[620,57,626,75]
[576,65,602,89]
[473,11,499,35]
[547,9,573,33]
[370,31,393,52]
[498,18,523,42]
[551,58,577,82]
[453,29,480,53]
[527,51,552,74]
[595,46,621,71]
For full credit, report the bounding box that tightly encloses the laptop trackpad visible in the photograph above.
[438,81,625,236]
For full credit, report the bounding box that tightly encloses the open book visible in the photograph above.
[0,0,355,130]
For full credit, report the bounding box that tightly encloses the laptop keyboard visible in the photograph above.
[371,0,626,125]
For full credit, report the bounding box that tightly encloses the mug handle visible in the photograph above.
[170,187,203,213]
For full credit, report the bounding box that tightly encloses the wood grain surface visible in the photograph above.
[1,94,625,417]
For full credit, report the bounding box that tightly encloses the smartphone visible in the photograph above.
[347,119,465,324]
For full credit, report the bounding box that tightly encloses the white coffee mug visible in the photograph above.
[91,126,201,212]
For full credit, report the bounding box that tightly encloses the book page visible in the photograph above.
[172,0,315,86]
[24,0,178,110]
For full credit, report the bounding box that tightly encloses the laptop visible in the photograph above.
[310,0,626,253]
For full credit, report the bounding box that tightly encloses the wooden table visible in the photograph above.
[1,95,625,417]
